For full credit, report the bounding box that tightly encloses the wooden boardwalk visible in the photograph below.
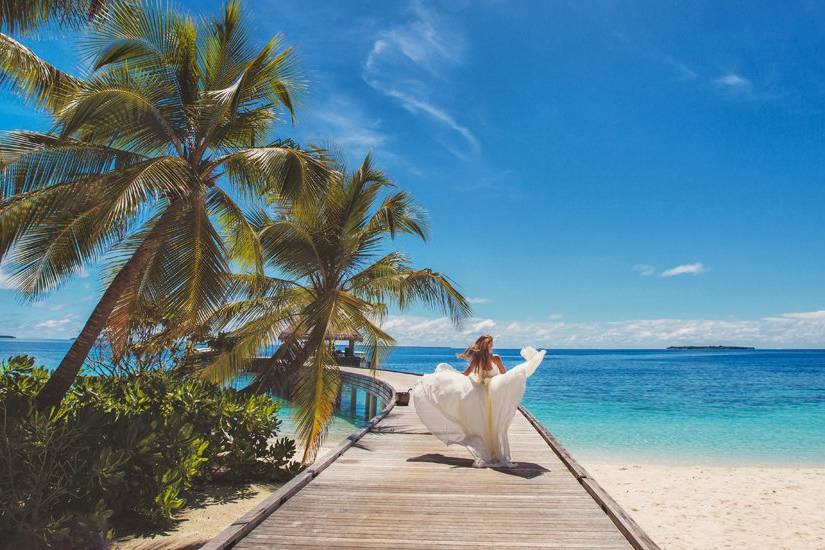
[207,368,657,549]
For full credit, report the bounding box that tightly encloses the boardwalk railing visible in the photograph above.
[205,367,659,550]
[519,406,659,550]
[202,370,397,550]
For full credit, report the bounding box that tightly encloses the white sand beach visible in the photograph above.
[115,435,352,549]
[116,483,278,549]
[583,460,825,549]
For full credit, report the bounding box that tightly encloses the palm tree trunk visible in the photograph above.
[34,235,159,411]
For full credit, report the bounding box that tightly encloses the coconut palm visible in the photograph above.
[0,0,109,35]
[0,0,326,410]
[1,0,111,107]
[200,155,471,463]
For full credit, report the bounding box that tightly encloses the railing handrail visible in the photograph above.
[202,370,397,550]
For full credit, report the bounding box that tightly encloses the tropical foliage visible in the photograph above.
[0,355,296,548]
[0,0,326,410]
[0,0,108,35]
[199,155,471,462]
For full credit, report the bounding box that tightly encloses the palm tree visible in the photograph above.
[200,155,471,463]
[0,0,325,410]
[0,0,109,35]
[1,0,110,105]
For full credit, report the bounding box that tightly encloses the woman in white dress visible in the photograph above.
[411,335,546,468]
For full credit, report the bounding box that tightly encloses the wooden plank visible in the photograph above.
[205,367,658,550]
[201,370,397,550]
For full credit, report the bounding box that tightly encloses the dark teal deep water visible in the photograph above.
[6,340,825,465]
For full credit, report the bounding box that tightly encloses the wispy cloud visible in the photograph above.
[648,52,698,81]
[471,318,496,332]
[714,72,753,93]
[711,72,779,101]
[376,87,480,153]
[301,93,388,157]
[632,264,656,276]
[381,313,825,348]
[661,262,708,277]
[363,2,479,157]
[34,314,78,332]
[779,310,825,320]
[466,297,491,304]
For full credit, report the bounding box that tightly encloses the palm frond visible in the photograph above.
[0,156,188,296]
[56,65,184,153]
[161,195,230,324]
[0,32,81,112]
[206,186,265,275]
[395,268,471,323]
[196,35,299,148]
[294,357,339,464]
[215,143,327,201]
[199,0,251,91]
[0,131,145,197]
[366,190,429,240]
[198,312,288,384]
[0,0,106,34]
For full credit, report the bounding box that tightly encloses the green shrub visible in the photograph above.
[0,356,297,548]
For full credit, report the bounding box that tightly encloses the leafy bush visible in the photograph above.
[0,356,297,548]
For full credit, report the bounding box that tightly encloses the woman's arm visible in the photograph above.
[492,355,506,374]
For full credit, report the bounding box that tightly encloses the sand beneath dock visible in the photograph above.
[583,460,825,549]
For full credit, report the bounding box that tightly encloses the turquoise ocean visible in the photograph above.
[4,340,825,465]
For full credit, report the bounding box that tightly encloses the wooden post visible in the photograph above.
[369,394,378,418]
[349,386,358,415]
[364,393,373,421]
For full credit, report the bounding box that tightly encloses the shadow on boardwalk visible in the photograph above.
[407,452,550,479]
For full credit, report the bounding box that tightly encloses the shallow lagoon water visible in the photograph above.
[378,347,825,465]
[6,340,825,464]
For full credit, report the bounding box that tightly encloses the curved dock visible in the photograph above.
[205,367,658,549]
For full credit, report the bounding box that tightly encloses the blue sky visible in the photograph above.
[2,0,825,347]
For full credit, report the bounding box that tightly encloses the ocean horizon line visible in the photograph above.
[3,338,825,352]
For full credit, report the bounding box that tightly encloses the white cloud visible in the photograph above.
[49,304,64,312]
[471,318,496,332]
[661,262,708,277]
[714,73,753,91]
[363,2,479,156]
[711,73,777,101]
[632,264,656,276]
[302,94,388,156]
[466,297,490,304]
[376,87,480,153]
[34,315,78,332]
[780,310,825,320]
[380,312,825,348]
[548,314,564,320]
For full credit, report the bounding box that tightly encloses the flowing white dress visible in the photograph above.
[411,346,546,467]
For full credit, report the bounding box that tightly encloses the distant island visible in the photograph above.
[667,345,755,350]
[0,335,15,339]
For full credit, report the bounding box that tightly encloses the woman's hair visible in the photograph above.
[457,335,494,374]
